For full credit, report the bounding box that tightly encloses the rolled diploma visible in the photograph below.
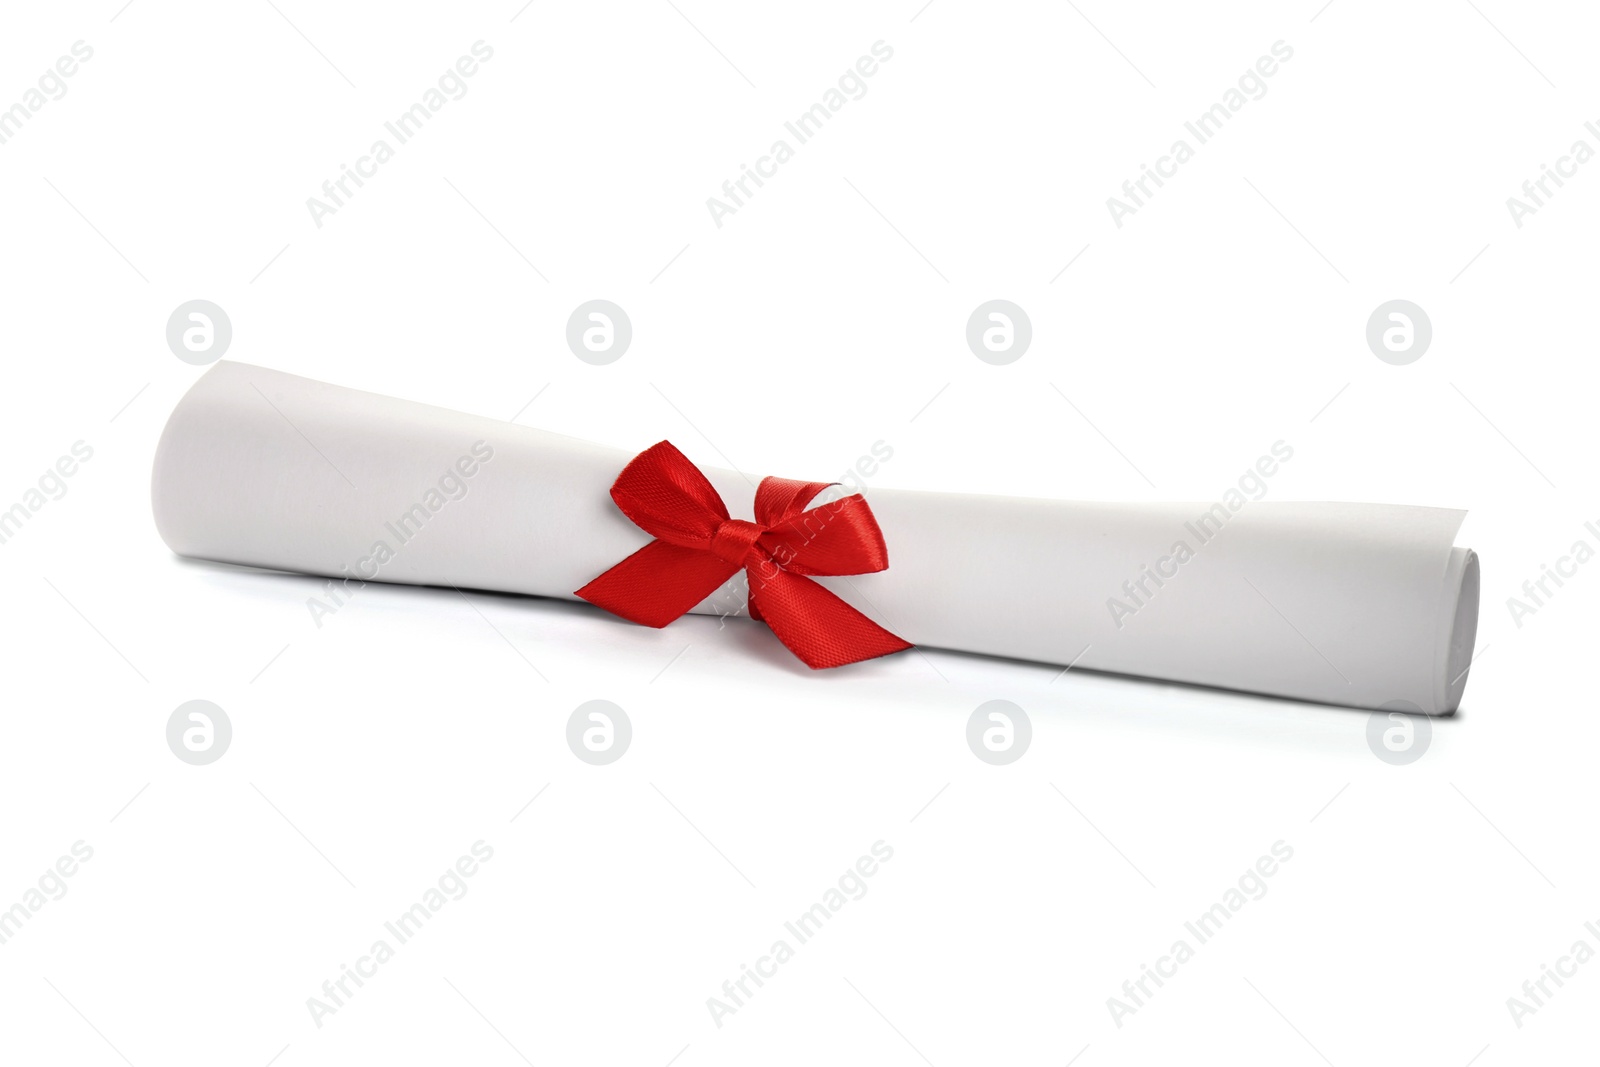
[152,362,1479,714]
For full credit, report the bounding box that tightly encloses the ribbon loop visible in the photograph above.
[608,439,728,547]
[575,441,912,669]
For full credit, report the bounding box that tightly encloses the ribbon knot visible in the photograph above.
[710,518,764,565]
[575,441,912,669]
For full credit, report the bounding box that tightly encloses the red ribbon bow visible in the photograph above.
[575,441,912,668]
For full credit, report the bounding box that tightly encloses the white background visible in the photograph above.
[2,1,1597,1064]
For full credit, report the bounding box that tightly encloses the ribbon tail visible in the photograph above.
[577,540,740,627]
[748,568,912,669]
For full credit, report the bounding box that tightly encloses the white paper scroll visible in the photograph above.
[152,362,1479,714]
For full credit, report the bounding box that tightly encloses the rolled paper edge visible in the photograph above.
[150,370,205,561]
[1437,547,1480,715]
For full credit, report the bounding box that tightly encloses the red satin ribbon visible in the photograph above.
[575,441,912,668]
